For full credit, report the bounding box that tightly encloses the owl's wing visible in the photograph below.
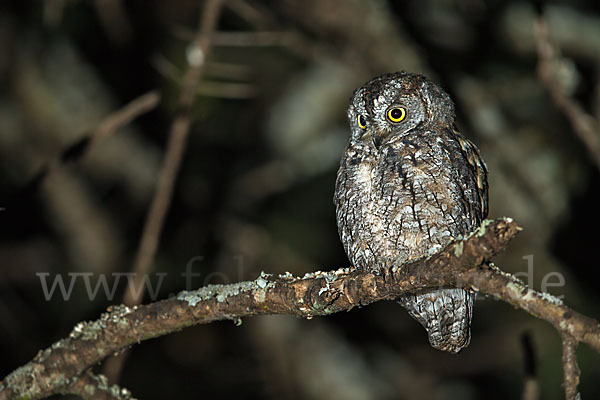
[451,127,489,222]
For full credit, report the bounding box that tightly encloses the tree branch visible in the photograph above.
[125,0,223,306]
[104,0,225,384]
[561,333,581,400]
[534,11,600,173]
[1,218,599,399]
[66,370,135,400]
[39,90,160,177]
[521,332,540,400]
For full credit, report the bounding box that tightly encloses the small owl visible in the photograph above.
[334,72,488,353]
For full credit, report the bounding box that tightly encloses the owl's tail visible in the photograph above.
[397,288,475,354]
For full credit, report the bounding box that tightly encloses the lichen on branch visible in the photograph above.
[1,217,598,400]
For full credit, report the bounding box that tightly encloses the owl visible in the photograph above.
[334,72,488,353]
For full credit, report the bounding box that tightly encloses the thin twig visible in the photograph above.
[103,0,224,385]
[151,54,257,98]
[43,0,66,27]
[67,370,136,400]
[46,90,160,173]
[561,333,581,400]
[93,0,133,46]
[2,218,600,399]
[93,91,161,143]
[225,0,273,29]
[534,14,600,173]
[521,332,540,400]
[11,90,160,208]
[218,0,330,62]
[173,27,302,48]
[124,0,223,307]
[197,81,257,99]
[202,61,253,80]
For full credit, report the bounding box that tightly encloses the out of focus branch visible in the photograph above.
[533,15,599,394]
[93,0,133,46]
[36,90,160,179]
[2,218,600,399]
[534,12,600,173]
[104,0,224,385]
[125,0,223,306]
[521,332,540,400]
[91,91,161,145]
[151,53,257,99]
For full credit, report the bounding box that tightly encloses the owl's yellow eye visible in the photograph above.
[387,107,406,123]
[357,115,367,129]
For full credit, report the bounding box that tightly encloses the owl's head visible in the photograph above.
[347,72,455,149]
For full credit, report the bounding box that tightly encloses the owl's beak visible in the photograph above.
[372,128,389,151]
[372,132,382,150]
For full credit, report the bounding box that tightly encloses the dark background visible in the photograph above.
[1,0,600,399]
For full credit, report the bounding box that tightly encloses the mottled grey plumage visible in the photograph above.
[334,72,488,353]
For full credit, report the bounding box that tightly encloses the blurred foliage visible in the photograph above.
[1,0,600,399]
